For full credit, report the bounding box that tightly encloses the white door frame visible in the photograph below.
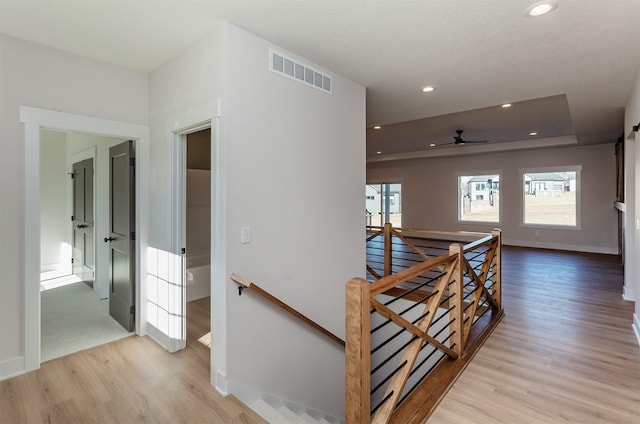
[166,99,228,395]
[20,106,149,372]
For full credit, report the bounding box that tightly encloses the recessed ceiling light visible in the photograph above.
[529,131,538,136]
[501,103,512,108]
[376,151,382,154]
[527,1,558,17]
[429,143,436,147]
[421,86,436,93]
[373,125,382,130]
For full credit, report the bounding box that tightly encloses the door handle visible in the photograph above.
[104,237,115,242]
[77,224,87,229]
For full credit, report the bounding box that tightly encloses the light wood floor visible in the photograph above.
[429,247,640,423]
[0,296,266,424]
[2,248,639,423]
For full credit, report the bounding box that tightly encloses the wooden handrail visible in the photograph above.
[369,253,455,296]
[230,273,345,347]
[368,225,490,239]
[461,233,494,252]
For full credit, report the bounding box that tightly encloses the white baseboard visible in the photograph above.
[623,286,636,302]
[215,369,228,396]
[40,262,73,280]
[0,356,25,381]
[94,285,108,301]
[146,323,171,351]
[145,323,185,354]
[633,314,640,348]
[502,238,618,255]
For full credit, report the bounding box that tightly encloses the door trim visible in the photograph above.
[167,98,229,395]
[20,106,149,372]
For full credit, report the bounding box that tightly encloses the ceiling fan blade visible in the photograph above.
[461,139,489,144]
[452,130,489,145]
[433,131,489,147]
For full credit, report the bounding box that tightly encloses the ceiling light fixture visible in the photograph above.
[429,143,436,147]
[373,125,381,130]
[527,0,558,17]
[529,131,538,136]
[421,86,435,93]
[501,103,512,108]
[376,151,382,154]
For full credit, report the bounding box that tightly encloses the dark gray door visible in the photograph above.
[106,141,135,331]
[72,158,94,286]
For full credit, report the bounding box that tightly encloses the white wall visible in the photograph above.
[40,130,69,274]
[0,34,148,378]
[148,24,226,251]
[624,66,640,341]
[224,24,365,418]
[149,22,365,417]
[624,134,636,303]
[368,143,618,254]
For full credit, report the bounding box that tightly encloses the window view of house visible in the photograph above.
[523,170,578,226]
[458,175,500,223]
[366,183,402,227]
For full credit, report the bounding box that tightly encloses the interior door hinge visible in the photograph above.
[130,157,136,167]
[71,215,74,221]
[130,231,136,241]
[130,305,135,314]
[181,247,186,255]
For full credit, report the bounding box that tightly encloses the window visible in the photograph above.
[366,183,402,227]
[458,174,500,223]
[522,167,580,227]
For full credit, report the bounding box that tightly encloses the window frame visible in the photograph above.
[366,181,403,227]
[520,165,582,230]
[457,171,502,225]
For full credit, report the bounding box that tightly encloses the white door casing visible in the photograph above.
[166,99,228,394]
[20,106,149,372]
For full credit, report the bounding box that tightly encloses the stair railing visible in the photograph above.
[347,225,503,424]
[230,273,345,347]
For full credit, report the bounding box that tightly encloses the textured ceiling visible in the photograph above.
[1,0,639,160]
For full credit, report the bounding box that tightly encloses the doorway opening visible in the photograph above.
[184,128,212,358]
[165,99,226,393]
[21,106,149,372]
[39,129,134,361]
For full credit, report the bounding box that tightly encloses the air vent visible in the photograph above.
[270,49,332,94]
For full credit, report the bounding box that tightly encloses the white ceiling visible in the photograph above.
[1,0,639,159]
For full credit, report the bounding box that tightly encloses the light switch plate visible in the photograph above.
[241,226,251,244]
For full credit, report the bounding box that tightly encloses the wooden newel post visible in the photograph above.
[383,223,392,277]
[346,278,371,424]
[449,243,464,357]
[491,229,502,309]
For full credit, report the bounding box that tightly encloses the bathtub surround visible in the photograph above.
[186,168,211,302]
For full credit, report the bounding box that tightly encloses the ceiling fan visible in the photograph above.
[435,130,489,146]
